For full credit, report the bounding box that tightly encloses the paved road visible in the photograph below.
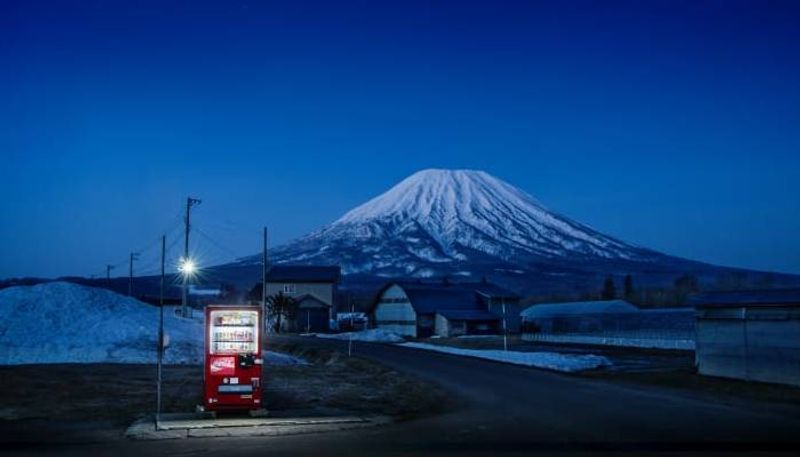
[9,336,800,456]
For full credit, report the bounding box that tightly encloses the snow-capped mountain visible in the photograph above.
[237,169,679,284]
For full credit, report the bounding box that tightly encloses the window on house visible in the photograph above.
[283,284,296,294]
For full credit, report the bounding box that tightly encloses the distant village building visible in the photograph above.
[266,265,341,332]
[371,280,521,338]
[693,289,800,387]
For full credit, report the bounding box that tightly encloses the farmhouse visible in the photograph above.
[371,280,520,338]
[692,289,800,387]
[266,265,341,332]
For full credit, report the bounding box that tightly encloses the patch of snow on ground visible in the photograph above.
[399,342,611,372]
[0,282,203,365]
[311,329,405,343]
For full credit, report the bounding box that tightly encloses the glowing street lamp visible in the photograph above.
[179,258,197,276]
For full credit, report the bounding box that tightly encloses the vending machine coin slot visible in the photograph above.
[238,353,256,368]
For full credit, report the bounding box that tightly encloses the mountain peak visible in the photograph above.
[241,168,666,281]
[335,168,544,225]
[314,168,648,267]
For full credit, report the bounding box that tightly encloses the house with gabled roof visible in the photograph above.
[370,280,521,338]
[265,265,341,332]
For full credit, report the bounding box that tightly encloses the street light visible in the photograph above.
[178,258,197,276]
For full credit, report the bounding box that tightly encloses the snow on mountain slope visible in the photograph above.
[335,169,642,258]
[247,169,664,277]
[0,282,202,365]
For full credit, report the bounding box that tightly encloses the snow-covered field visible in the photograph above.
[399,342,611,372]
[312,328,405,343]
[522,333,695,350]
[0,282,305,366]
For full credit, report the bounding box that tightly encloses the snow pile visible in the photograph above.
[312,329,405,343]
[399,342,611,372]
[0,282,203,365]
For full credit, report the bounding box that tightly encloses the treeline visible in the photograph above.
[523,271,783,308]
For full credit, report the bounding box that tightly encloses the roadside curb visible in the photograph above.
[125,414,393,440]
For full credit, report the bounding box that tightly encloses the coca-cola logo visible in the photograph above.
[210,356,236,375]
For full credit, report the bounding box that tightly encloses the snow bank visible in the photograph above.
[0,282,203,365]
[522,333,695,350]
[398,342,611,372]
[311,329,405,343]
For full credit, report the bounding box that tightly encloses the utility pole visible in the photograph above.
[262,226,268,333]
[182,197,201,317]
[156,235,165,430]
[128,252,139,296]
[106,265,115,285]
[502,296,508,352]
[260,226,268,399]
[348,296,355,357]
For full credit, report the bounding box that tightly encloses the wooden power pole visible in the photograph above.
[262,226,268,332]
[181,197,201,317]
[128,252,139,296]
[156,235,165,429]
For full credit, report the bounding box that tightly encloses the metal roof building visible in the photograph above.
[692,289,800,387]
[521,300,638,319]
[371,281,521,338]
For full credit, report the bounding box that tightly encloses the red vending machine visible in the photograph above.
[204,305,263,411]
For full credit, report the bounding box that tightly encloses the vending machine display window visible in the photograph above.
[208,309,259,355]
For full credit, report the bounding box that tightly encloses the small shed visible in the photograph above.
[692,289,800,387]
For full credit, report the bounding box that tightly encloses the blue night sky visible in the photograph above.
[1,0,799,278]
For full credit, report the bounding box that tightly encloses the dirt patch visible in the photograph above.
[0,363,201,426]
[0,348,449,432]
[266,342,452,420]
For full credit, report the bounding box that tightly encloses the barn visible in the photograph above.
[692,289,800,387]
[371,281,520,338]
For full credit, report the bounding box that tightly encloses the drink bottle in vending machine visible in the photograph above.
[204,305,263,411]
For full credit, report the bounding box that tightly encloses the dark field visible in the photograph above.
[0,345,450,444]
